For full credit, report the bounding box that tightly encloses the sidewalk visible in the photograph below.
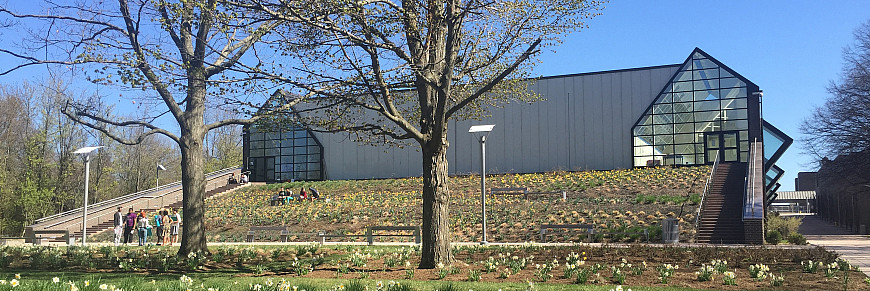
[799,214,870,276]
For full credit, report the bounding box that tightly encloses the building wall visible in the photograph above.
[316,65,681,180]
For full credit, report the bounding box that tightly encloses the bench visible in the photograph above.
[317,232,367,244]
[366,226,421,245]
[491,187,529,198]
[27,230,72,245]
[247,226,290,242]
[540,224,594,242]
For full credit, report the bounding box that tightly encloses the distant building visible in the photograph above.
[795,172,817,191]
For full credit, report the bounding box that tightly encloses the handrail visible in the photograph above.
[32,167,240,225]
[694,151,720,230]
[743,139,764,220]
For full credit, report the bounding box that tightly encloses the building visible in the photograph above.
[770,191,816,213]
[243,48,790,186]
[795,171,818,191]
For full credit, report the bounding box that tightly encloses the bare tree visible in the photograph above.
[242,0,604,267]
[0,0,294,254]
[802,20,870,159]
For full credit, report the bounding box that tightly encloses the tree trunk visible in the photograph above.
[419,136,452,268]
[178,125,208,256]
[178,69,209,256]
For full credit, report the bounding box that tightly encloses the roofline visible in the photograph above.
[535,63,682,81]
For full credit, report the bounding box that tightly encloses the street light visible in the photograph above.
[156,164,167,188]
[469,124,495,244]
[73,146,103,246]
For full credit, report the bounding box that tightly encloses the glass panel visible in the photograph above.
[674,143,694,153]
[706,135,719,148]
[739,153,748,162]
[694,100,719,111]
[719,77,746,88]
[693,59,716,70]
[634,126,652,136]
[295,146,307,154]
[725,149,738,161]
[675,71,692,81]
[674,123,694,133]
[721,98,747,109]
[281,147,294,155]
[638,115,652,126]
[695,121,719,132]
[634,136,653,146]
[724,133,738,147]
[740,141,749,152]
[653,124,673,135]
[265,148,278,156]
[763,123,788,162]
[673,92,694,102]
[694,89,720,101]
[295,138,307,146]
[653,114,673,124]
[722,109,747,120]
[694,79,719,91]
[654,135,674,146]
[266,133,280,140]
[694,111,720,122]
[251,133,265,141]
[721,87,746,98]
[673,102,693,112]
[720,69,734,78]
[693,68,719,80]
[722,120,748,131]
[308,155,320,163]
[294,130,307,138]
[653,104,672,114]
[250,149,264,157]
[673,81,693,92]
[696,155,706,164]
[660,93,673,103]
[250,141,263,150]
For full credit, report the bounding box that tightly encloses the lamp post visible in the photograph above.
[74,146,103,246]
[469,124,495,244]
[156,164,167,188]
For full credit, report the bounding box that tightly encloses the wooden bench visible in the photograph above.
[491,187,529,198]
[540,224,594,242]
[247,226,290,242]
[27,230,72,245]
[366,226,421,245]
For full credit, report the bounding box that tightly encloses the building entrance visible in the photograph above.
[704,131,739,163]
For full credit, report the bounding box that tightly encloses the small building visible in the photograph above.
[770,191,816,213]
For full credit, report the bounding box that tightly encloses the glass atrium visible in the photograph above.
[243,119,324,183]
[632,49,759,167]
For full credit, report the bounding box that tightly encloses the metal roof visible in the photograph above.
[775,191,816,200]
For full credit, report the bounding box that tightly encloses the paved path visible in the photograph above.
[799,214,870,276]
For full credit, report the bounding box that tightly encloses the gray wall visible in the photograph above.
[317,65,680,180]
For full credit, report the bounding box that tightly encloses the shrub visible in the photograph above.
[766,230,782,244]
[767,214,802,237]
[788,233,807,245]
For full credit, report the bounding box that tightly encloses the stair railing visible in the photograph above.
[743,139,764,220]
[694,151,720,231]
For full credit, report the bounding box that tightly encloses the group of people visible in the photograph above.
[270,187,320,205]
[228,172,249,185]
[113,207,181,246]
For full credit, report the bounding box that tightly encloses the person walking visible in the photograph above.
[169,209,182,245]
[161,210,171,245]
[113,207,123,246]
[153,210,164,246]
[124,208,137,245]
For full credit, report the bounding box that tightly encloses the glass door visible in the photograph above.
[704,131,739,163]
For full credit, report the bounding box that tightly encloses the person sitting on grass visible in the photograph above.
[300,187,308,201]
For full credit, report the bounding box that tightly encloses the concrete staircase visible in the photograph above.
[697,162,748,244]
[68,183,246,241]
[25,167,245,244]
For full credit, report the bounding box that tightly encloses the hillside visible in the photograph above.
[205,166,710,243]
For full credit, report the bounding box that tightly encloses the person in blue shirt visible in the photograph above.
[154,210,163,246]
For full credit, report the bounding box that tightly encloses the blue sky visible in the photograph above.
[530,1,870,190]
[3,1,869,190]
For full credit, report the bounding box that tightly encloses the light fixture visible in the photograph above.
[74,146,103,246]
[468,124,495,244]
